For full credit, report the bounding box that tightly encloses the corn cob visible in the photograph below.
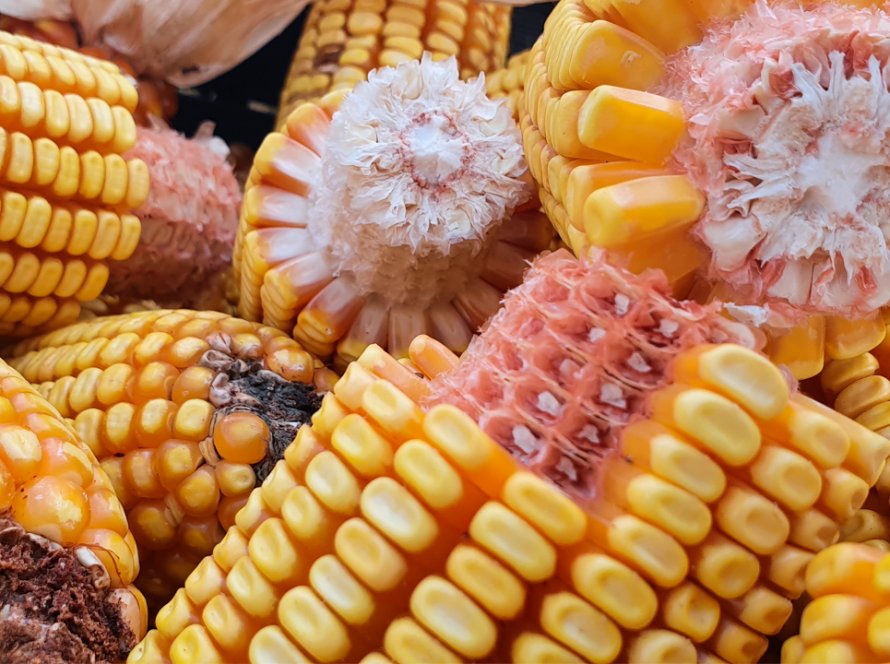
[485,50,529,120]
[0,14,179,125]
[0,30,148,337]
[106,123,240,310]
[276,0,512,125]
[0,356,147,661]
[780,543,890,662]
[130,249,889,663]
[6,309,326,611]
[236,55,552,369]
[522,0,890,380]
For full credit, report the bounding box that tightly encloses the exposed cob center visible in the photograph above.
[0,516,137,663]
[313,54,530,306]
[660,2,890,319]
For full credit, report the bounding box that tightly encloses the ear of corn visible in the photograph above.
[0,354,147,659]
[130,251,890,664]
[6,309,325,611]
[0,30,147,336]
[236,56,552,369]
[276,0,512,125]
[485,50,529,120]
[781,543,890,662]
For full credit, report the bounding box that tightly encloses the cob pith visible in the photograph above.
[781,542,890,662]
[130,250,890,663]
[276,0,511,125]
[6,309,324,610]
[0,30,148,336]
[0,356,147,661]
[236,56,552,368]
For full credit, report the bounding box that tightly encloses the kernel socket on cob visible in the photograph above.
[522,0,890,382]
[236,55,553,369]
[131,249,890,664]
[0,357,147,662]
[0,30,148,336]
[6,309,329,611]
[277,0,511,124]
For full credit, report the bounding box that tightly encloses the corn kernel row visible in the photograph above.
[7,309,322,608]
[276,0,511,123]
[130,339,890,663]
[0,32,146,334]
[782,543,890,662]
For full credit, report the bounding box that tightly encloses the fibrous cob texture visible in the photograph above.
[780,543,890,662]
[108,122,241,309]
[6,309,325,611]
[522,0,890,378]
[0,30,148,336]
[236,55,552,368]
[130,250,890,664]
[276,0,511,125]
[0,356,147,662]
[485,49,529,120]
[0,14,179,125]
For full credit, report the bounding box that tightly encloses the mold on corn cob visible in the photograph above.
[108,122,240,310]
[276,0,512,125]
[236,55,553,368]
[6,309,324,610]
[0,30,148,336]
[0,14,179,125]
[0,356,146,661]
[485,50,529,120]
[781,542,890,662]
[130,249,890,664]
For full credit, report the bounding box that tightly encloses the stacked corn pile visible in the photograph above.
[485,49,529,120]
[236,56,552,370]
[0,356,147,662]
[0,31,148,336]
[5,309,330,610]
[276,0,512,124]
[782,543,890,661]
[129,250,889,663]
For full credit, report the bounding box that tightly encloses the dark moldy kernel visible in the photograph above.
[0,516,135,664]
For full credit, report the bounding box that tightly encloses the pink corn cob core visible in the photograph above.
[428,249,761,500]
[111,124,241,306]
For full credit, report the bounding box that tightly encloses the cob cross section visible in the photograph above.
[237,55,553,368]
[0,30,148,336]
[522,0,890,379]
[0,356,147,662]
[276,0,511,124]
[130,250,890,663]
[6,309,325,611]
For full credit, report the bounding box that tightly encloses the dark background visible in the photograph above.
[170,2,555,150]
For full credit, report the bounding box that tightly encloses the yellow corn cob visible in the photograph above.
[781,543,890,662]
[0,355,147,660]
[236,56,552,369]
[485,50,529,120]
[130,337,889,663]
[6,309,328,611]
[0,30,147,336]
[276,0,512,125]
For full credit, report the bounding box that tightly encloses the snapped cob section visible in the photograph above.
[130,250,890,663]
[236,56,552,369]
[276,0,511,125]
[6,309,325,610]
[0,30,148,336]
[781,543,890,662]
[0,356,147,661]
